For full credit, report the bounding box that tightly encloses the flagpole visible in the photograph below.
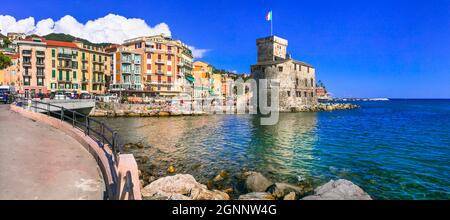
[271,16,273,36]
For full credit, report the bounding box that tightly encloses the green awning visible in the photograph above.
[185,74,195,83]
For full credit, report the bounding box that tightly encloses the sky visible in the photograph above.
[0,0,449,98]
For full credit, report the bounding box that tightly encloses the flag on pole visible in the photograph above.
[266,11,272,21]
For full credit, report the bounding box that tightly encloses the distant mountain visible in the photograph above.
[43,33,111,47]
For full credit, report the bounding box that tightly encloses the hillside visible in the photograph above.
[43,33,111,47]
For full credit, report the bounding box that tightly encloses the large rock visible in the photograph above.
[238,192,275,200]
[267,183,303,199]
[302,179,372,200]
[141,174,229,200]
[244,172,273,192]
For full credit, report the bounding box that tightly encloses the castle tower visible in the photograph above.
[256,36,288,62]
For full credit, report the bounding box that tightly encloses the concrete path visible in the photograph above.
[0,104,105,200]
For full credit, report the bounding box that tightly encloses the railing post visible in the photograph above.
[61,107,64,121]
[72,111,75,127]
[101,122,105,147]
[47,103,50,116]
[86,117,90,136]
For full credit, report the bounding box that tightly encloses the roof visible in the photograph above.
[44,40,78,49]
[253,58,314,68]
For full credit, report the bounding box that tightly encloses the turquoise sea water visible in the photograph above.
[102,99,450,199]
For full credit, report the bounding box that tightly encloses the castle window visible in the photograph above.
[296,78,299,85]
[307,67,310,73]
[278,66,283,72]
[305,79,308,87]
[311,79,314,87]
[304,91,307,97]
[287,91,291,97]
[311,92,314,97]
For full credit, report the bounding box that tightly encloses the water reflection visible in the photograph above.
[101,113,318,185]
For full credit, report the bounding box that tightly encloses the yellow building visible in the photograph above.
[0,54,19,87]
[45,40,111,95]
[192,60,213,99]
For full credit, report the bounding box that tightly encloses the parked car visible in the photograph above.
[0,86,11,104]
[80,92,92,99]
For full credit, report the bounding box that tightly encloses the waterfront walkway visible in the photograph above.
[0,104,105,200]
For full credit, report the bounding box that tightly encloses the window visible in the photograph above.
[156,44,161,49]
[305,79,308,87]
[147,53,151,59]
[99,56,102,62]
[287,91,291,97]
[304,92,307,97]
[158,54,162,60]
[51,83,56,89]
[157,75,161,82]
[168,76,172,82]
[73,71,77,79]
[52,70,56,78]
[52,49,55,57]
[311,79,314,87]
[37,78,43,86]
[66,71,70,80]
[168,46,172,51]
[93,54,96,61]
[168,54,172,60]
[168,65,171,71]
[147,64,151,70]
[296,78,299,85]
[52,60,55,68]
[59,71,63,80]
[307,67,310,73]
[82,52,85,60]
[278,66,283,72]
[311,92,314,97]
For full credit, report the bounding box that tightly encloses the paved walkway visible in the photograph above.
[0,105,105,200]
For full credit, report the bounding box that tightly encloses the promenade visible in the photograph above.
[0,104,105,200]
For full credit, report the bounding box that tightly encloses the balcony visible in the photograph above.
[23,61,32,67]
[36,51,45,57]
[81,65,88,71]
[58,53,73,60]
[81,78,89,84]
[177,62,184,67]
[57,78,71,83]
[155,59,165,64]
[36,62,45,67]
[122,69,132,74]
[93,68,104,73]
[22,51,32,56]
[167,50,174,55]
[81,57,88,62]
[36,73,45,78]
[57,65,73,70]
[121,57,132,63]
[156,70,164,75]
[92,80,105,85]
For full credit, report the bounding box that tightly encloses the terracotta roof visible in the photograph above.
[44,40,78,48]
[8,54,19,59]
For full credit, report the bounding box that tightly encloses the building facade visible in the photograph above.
[16,38,48,97]
[115,34,194,98]
[192,61,213,99]
[251,36,317,112]
[15,37,111,97]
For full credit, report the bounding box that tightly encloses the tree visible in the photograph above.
[0,52,12,70]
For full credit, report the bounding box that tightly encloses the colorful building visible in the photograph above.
[117,34,194,98]
[15,37,111,97]
[108,46,143,92]
[192,61,213,99]
[0,54,19,87]
[16,38,48,97]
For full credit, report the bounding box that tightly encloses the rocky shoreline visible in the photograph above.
[139,170,372,200]
[90,102,360,117]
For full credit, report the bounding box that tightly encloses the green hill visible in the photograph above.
[43,33,111,47]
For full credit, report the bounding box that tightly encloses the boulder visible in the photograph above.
[267,183,304,199]
[302,179,372,200]
[141,174,230,200]
[238,192,275,200]
[244,172,273,192]
[283,192,296,200]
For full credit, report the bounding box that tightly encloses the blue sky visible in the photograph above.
[1,0,449,98]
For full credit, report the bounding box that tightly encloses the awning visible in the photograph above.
[185,74,195,83]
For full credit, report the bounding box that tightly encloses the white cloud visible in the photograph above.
[0,14,209,58]
[0,15,35,34]
[188,46,209,59]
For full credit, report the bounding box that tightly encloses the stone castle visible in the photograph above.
[251,36,317,112]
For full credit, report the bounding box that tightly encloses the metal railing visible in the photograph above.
[14,96,126,199]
